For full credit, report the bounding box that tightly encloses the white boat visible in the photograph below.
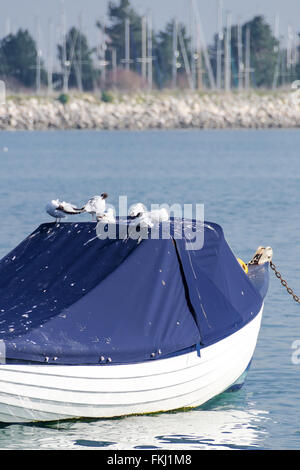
[0,221,270,423]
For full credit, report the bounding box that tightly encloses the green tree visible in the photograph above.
[0,29,46,88]
[243,16,278,88]
[99,0,192,89]
[210,15,278,89]
[100,0,142,70]
[57,27,95,91]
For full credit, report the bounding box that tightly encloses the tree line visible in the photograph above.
[0,0,298,92]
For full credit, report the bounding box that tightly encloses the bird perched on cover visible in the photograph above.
[83,193,108,220]
[46,199,84,223]
[128,203,147,219]
[147,208,169,223]
[129,204,169,228]
[96,208,116,224]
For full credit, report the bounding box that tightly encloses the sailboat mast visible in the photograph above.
[245,25,251,90]
[125,18,130,71]
[147,13,153,89]
[47,19,54,95]
[224,11,231,92]
[172,19,178,88]
[61,0,68,93]
[216,0,223,90]
[237,16,243,91]
[35,17,41,95]
[141,16,147,81]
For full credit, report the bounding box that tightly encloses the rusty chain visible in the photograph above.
[270,261,300,304]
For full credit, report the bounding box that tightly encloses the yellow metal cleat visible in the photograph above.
[237,258,249,274]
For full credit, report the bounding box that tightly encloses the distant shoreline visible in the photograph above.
[1,90,300,131]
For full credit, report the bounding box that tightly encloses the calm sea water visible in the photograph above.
[0,129,299,450]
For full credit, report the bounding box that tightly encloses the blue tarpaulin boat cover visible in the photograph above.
[0,220,264,364]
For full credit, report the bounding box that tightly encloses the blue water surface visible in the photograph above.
[0,129,299,450]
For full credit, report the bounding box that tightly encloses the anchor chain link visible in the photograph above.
[270,261,300,304]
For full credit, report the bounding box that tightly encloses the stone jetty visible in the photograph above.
[1,90,300,130]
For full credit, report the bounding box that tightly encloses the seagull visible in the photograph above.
[136,212,155,228]
[148,208,169,223]
[129,205,169,228]
[83,193,108,220]
[128,203,147,219]
[96,208,116,224]
[46,199,84,223]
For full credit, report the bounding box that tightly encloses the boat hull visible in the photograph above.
[0,307,263,423]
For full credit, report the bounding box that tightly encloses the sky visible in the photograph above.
[1,0,299,66]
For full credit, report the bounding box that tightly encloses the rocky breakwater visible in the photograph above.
[1,91,300,130]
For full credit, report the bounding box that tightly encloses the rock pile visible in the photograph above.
[1,91,300,130]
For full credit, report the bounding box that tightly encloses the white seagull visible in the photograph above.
[83,193,108,220]
[148,208,169,223]
[96,208,116,223]
[129,204,169,228]
[128,203,147,219]
[135,212,155,228]
[46,199,84,223]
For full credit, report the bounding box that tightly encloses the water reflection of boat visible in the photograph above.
[0,220,270,423]
[0,405,269,450]
[107,407,268,450]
